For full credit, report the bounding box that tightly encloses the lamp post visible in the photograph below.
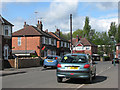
[111,36,116,66]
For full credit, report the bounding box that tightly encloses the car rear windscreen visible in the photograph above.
[47,56,57,60]
[61,55,88,63]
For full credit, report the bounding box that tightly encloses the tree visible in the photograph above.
[108,22,117,38]
[72,29,84,38]
[83,16,91,38]
[116,24,120,43]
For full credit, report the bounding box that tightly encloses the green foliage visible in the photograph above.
[108,22,117,37]
[73,29,84,38]
[83,16,91,38]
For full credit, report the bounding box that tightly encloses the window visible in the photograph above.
[42,37,45,44]
[64,42,67,47]
[118,46,120,50]
[18,37,21,46]
[4,25,11,36]
[49,38,51,45]
[54,39,56,46]
[45,37,48,44]
[68,43,70,48]
[61,41,63,47]
[51,38,54,45]
[86,46,90,50]
[5,29,8,35]
[118,54,120,59]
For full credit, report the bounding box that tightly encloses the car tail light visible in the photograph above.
[55,57,58,60]
[84,64,90,68]
[57,64,61,68]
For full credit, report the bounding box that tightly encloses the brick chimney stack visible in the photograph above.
[24,22,29,27]
[56,29,60,37]
[37,20,43,31]
[76,35,79,42]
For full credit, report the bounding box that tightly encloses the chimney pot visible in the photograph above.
[38,20,39,24]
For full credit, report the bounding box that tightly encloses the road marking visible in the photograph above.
[75,65,116,89]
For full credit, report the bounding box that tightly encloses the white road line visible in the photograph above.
[75,65,116,90]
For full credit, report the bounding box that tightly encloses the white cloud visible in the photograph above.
[95,2,118,11]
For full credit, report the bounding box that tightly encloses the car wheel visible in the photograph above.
[86,73,92,84]
[44,66,47,68]
[57,77,63,83]
[93,70,96,79]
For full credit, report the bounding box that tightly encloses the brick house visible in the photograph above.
[12,21,57,57]
[48,29,70,57]
[0,15,14,69]
[70,36,97,55]
[116,43,120,59]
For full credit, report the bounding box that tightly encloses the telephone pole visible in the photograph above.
[70,14,73,53]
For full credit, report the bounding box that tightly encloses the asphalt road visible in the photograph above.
[2,61,118,89]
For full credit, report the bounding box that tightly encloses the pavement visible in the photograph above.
[0,66,43,76]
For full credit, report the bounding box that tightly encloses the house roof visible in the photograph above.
[49,32,70,43]
[0,15,14,26]
[116,43,120,46]
[12,25,56,39]
[69,38,97,46]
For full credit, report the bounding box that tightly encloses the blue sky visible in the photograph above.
[1,2,118,33]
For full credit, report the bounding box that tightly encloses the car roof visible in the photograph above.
[47,55,60,57]
[65,53,87,56]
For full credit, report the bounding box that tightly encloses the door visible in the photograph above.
[4,46,8,60]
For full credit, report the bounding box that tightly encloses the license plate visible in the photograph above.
[47,60,53,62]
[68,67,78,69]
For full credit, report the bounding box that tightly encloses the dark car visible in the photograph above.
[112,58,119,64]
[56,53,96,83]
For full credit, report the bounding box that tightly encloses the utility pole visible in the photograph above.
[70,14,73,53]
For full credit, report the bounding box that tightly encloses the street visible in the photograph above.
[2,61,118,89]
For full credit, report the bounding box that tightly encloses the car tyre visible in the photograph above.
[57,77,63,83]
[86,73,92,84]
[93,71,96,79]
[44,66,47,68]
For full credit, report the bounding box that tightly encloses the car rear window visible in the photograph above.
[46,56,57,60]
[61,55,88,63]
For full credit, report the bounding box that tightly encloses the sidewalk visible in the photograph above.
[0,66,43,76]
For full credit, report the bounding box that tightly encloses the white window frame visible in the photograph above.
[54,39,56,46]
[61,41,63,47]
[49,38,51,45]
[42,36,45,44]
[4,25,11,36]
[18,37,21,46]
[64,42,67,47]
[68,43,70,48]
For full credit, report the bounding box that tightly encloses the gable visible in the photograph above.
[77,43,83,46]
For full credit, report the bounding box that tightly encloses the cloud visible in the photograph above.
[95,2,118,11]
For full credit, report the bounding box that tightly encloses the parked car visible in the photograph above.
[43,55,61,68]
[112,58,119,64]
[56,53,96,83]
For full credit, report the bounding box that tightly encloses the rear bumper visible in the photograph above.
[57,70,90,79]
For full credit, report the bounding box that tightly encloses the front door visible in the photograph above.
[4,46,8,60]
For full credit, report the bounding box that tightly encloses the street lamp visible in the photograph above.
[111,36,116,66]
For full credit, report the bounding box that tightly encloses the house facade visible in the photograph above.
[48,29,70,57]
[0,15,13,69]
[116,43,120,59]
[12,21,57,57]
[70,37,97,55]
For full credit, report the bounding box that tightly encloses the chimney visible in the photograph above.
[37,20,43,31]
[24,22,29,27]
[76,35,79,42]
[45,29,48,33]
[56,29,60,37]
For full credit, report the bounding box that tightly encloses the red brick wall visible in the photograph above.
[116,50,120,58]
[12,36,41,56]
[57,41,60,48]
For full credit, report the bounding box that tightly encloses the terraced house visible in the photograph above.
[0,15,14,69]
[12,21,57,57]
[48,29,70,57]
[116,43,120,59]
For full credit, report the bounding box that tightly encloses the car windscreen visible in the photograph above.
[61,55,88,63]
[46,56,57,60]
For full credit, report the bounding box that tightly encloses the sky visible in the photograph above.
[0,0,119,33]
